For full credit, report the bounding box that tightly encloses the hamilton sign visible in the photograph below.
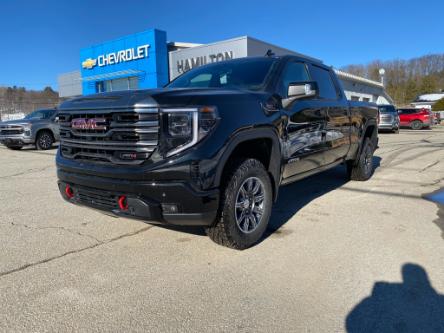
[82,44,150,70]
[176,51,234,74]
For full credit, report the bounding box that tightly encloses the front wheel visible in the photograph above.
[205,158,273,250]
[347,137,375,181]
[36,131,54,150]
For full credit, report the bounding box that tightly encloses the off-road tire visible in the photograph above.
[6,145,23,150]
[347,137,375,181]
[410,120,422,130]
[205,158,273,250]
[36,131,54,150]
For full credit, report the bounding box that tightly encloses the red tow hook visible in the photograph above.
[118,195,128,211]
[65,184,74,199]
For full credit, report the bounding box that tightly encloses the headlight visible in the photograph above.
[23,123,32,135]
[162,106,218,157]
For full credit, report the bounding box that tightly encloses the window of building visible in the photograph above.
[128,77,138,90]
[111,77,130,91]
[96,76,139,93]
[309,65,338,100]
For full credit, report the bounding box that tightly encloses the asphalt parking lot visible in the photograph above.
[1,128,444,332]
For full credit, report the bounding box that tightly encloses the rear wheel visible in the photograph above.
[410,120,422,130]
[36,131,54,150]
[205,158,273,250]
[347,137,375,181]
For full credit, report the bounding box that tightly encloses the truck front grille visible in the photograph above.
[76,187,119,210]
[58,108,159,165]
[0,125,24,136]
[380,115,393,122]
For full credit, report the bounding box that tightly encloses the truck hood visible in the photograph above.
[58,88,261,111]
[0,119,31,126]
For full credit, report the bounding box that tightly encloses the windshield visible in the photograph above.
[379,105,396,113]
[24,109,55,120]
[167,58,277,91]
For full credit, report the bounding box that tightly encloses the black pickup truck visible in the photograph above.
[56,56,378,249]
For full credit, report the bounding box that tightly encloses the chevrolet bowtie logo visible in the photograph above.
[82,58,97,69]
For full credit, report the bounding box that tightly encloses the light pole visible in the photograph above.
[379,68,386,87]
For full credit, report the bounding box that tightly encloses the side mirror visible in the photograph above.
[287,81,318,99]
[54,116,59,123]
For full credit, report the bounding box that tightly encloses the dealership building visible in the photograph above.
[58,28,393,104]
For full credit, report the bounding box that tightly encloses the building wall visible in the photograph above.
[246,37,319,62]
[168,36,319,81]
[80,29,168,95]
[168,37,249,81]
[58,71,82,98]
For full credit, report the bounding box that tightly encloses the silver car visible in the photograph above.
[0,109,60,150]
[378,105,400,133]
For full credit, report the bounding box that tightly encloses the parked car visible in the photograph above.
[378,104,399,133]
[397,108,433,130]
[56,56,378,249]
[0,109,60,150]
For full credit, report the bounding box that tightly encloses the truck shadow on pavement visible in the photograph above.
[159,156,381,241]
[263,156,381,239]
[346,263,444,332]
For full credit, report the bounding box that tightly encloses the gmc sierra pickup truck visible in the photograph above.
[0,109,59,150]
[56,56,378,249]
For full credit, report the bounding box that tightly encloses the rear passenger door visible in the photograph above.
[308,64,351,166]
[280,60,328,179]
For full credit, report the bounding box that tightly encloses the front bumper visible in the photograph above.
[378,122,398,130]
[57,169,219,226]
[0,134,33,146]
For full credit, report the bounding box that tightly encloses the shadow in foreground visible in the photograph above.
[346,263,444,332]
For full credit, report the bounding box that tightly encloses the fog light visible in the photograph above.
[118,195,128,211]
[162,203,179,214]
[65,184,74,199]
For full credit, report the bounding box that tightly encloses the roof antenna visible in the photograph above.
[265,49,275,57]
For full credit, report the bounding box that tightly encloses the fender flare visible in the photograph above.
[355,119,378,161]
[214,127,282,201]
[35,128,55,142]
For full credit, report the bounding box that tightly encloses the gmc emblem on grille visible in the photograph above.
[71,118,107,130]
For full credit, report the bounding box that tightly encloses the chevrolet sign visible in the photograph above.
[82,44,150,70]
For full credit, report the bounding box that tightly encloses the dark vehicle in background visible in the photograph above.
[0,109,60,150]
[397,108,433,130]
[378,104,399,133]
[56,56,378,249]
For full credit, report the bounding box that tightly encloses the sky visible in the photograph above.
[0,0,443,91]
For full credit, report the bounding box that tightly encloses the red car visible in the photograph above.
[397,108,433,130]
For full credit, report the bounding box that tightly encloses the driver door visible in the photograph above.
[280,61,328,179]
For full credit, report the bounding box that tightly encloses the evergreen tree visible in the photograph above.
[432,98,444,111]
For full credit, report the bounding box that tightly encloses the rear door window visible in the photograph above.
[398,109,415,115]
